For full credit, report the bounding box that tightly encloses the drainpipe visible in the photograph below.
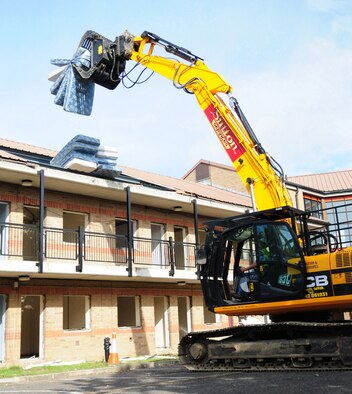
[76,225,83,273]
[192,199,199,247]
[37,170,44,273]
[125,187,133,277]
[192,199,201,280]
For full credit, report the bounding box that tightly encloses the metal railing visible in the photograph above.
[45,228,78,260]
[132,237,170,267]
[84,232,128,264]
[173,241,197,269]
[0,222,197,275]
[0,223,38,260]
[305,202,352,250]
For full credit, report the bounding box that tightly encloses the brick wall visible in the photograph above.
[0,182,231,365]
[0,280,231,364]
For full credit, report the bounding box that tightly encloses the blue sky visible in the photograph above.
[0,0,351,178]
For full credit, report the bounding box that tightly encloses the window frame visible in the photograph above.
[63,295,91,331]
[117,295,141,328]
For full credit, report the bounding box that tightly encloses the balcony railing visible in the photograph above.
[0,223,197,275]
[0,223,38,260]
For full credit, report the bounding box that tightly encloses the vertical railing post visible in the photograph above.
[76,225,83,272]
[192,199,199,247]
[192,199,201,280]
[334,206,343,249]
[37,170,45,273]
[169,236,175,276]
[125,187,133,277]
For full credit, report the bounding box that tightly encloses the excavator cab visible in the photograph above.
[198,207,307,310]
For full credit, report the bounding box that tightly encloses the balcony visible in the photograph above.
[0,222,197,281]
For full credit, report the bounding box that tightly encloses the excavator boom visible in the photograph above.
[69,30,292,211]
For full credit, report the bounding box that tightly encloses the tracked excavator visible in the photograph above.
[53,30,352,371]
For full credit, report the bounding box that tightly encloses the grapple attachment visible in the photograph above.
[74,30,134,90]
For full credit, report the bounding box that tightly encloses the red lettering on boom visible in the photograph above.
[204,104,245,162]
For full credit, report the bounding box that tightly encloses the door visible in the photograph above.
[254,222,306,300]
[151,224,165,267]
[0,295,6,361]
[20,295,43,358]
[154,296,170,349]
[177,296,191,340]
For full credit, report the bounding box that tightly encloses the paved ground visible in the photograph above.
[0,364,352,393]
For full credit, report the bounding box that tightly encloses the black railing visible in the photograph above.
[84,232,127,264]
[0,222,197,275]
[0,223,38,260]
[173,241,197,269]
[45,228,78,260]
[132,237,170,267]
[305,202,352,250]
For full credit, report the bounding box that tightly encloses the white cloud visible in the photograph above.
[234,38,352,175]
[331,15,352,35]
[305,0,352,13]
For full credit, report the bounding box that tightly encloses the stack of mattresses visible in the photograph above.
[51,135,121,178]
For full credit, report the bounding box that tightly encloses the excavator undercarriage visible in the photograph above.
[179,321,352,371]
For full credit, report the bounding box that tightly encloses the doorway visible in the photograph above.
[151,224,165,267]
[154,296,170,350]
[177,296,191,340]
[20,295,43,359]
[23,206,39,260]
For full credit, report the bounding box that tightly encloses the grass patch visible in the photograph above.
[0,357,177,379]
[0,361,107,379]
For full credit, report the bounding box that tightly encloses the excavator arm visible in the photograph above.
[71,30,292,211]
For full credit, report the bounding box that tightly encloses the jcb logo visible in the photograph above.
[306,275,329,288]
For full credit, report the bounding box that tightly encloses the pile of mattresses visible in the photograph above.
[50,134,121,178]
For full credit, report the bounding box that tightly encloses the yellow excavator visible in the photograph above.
[53,30,352,370]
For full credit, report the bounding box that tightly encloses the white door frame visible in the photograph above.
[154,296,170,349]
[151,223,166,267]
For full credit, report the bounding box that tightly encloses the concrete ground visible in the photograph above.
[0,363,352,393]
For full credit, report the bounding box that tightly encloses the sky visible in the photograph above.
[0,0,351,179]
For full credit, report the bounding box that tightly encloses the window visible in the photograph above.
[115,219,137,249]
[303,196,323,219]
[63,212,87,243]
[326,199,352,247]
[117,296,141,327]
[174,226,188,269]
[63,295,90,330]
[203,300,220,324]
[23,205,40,260]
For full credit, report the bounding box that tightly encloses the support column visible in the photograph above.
[37,170,44,273]
[125,187,133,277]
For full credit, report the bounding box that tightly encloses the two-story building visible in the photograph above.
[0,138,252,365]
